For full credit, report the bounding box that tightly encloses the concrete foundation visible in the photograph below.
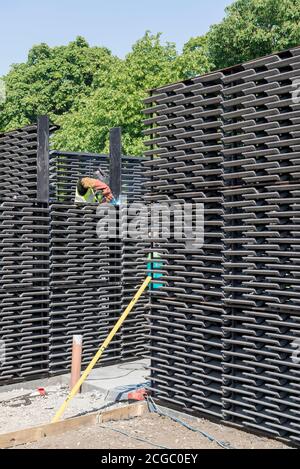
[0,359,149,399]
[82,358,150,400]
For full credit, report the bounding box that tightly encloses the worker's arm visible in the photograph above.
[81,177,114,202]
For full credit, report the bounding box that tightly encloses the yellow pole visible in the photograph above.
[52,276,152,423]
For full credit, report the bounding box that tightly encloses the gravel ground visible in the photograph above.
[0,385,120,434]
[0,385,294,449]
[20,412,292,450]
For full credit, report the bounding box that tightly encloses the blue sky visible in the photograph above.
[0,0,231,76]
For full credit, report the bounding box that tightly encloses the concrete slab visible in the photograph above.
[0,359,150,403]
[81,359,150,401]
[0,374,70,393]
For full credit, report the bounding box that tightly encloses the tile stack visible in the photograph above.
[49,151,150,369]
[144,46,300,444]
[0,124,150,384]
[0,125,42,200]
[143,71,225,419]
[0,199,49,384]
[48,203,123,374]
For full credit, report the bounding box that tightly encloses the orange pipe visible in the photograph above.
[70,335,83,392]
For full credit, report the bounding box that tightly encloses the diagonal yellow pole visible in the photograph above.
[52,276,152,423]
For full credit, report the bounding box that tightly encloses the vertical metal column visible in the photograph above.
[109,127,123,357]
[37,115,50,203]
[109,127,122,201]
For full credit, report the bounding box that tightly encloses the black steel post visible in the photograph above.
[109,127,122,201]
[37,115,50,202]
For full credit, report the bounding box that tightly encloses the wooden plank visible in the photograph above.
[0,402,148,449]
[0,414,98,449]
[99,401,147,423]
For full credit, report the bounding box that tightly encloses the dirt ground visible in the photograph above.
[20,412,292,450]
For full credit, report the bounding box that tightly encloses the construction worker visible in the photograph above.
[75,168,114,204]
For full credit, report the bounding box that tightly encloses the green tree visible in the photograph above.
[53,32,213,155]
[176,35,214,78]
[0,37,117,131]
[208,0,300,69]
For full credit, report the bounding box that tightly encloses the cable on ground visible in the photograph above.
[98,424,170,449]
[147,395,235,450]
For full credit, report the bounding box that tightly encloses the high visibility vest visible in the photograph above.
[75,187,104,204]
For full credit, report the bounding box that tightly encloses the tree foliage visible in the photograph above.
[53,32,213,155]
[0,37,117,131]
[2,0,300,154]
[208,0,300,69]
